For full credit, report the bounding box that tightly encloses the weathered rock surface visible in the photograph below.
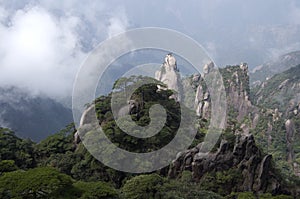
[223,63,252,122]
[194,63,254,131]
[194,62,214,119]
[168,134,282,194]
[285,119,295,164]
[74,104,96,144]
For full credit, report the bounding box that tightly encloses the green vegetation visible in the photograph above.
[251,65,300,181]
[0,167,77,199]
[199,169,243,196]
[252,64,300,111]
[0,160,18,174]
[220,65,250,96]
[121,172,224,199]
[0,127,35,169]
[121,174,164,199]
[225,192,294,199]
[74,181,119,199]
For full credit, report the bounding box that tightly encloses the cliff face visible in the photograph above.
[220,63,252,122]
[193,63,254,134]
[155,55,253,127]
[193,62,214,119]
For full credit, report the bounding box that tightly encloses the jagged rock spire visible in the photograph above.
[155,53,182,101]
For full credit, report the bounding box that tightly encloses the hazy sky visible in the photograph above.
[0,0,300,101]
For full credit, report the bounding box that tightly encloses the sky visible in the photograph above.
[0,0,300,102]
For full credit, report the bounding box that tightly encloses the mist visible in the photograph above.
[0,1,129,103]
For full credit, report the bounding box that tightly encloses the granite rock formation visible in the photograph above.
[168,134,282,194]
[155,53,182,101]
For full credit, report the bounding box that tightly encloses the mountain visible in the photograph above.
[0,87,73,141]
[167,62,292,195]
[1,54,300,198]
[250,51,300,86]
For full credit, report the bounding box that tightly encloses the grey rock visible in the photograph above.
[168,134,282,194]
[285,119,295,163]
[203,61,214,74]
[155,53,182,101]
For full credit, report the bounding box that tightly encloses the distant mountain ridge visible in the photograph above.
[250,51,300,86]
[0,87,72,141]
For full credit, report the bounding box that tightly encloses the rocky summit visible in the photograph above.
[155,53,182,101]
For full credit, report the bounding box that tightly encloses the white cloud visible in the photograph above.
[0,5,8,22]
[0,6,84,100]
[107,8,129,38]
[0,2,129,103]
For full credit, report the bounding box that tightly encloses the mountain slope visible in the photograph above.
[251,64,300,177]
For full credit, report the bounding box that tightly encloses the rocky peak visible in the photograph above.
[203,61,214,74]
[155,53,182,101]
[220,65,253,129]
[240,62,248,71]
[194,61,215,119]
[194,63,253,127]
[164,53,178,71]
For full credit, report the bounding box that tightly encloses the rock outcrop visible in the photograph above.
[194,62,214,119]
[168,134,282,194]
[155,53,182,101]
[222,63,252,122]
[195,86,211,119]
[74,104,96,144]
[194,63,254,132]
[285,119,295,164]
